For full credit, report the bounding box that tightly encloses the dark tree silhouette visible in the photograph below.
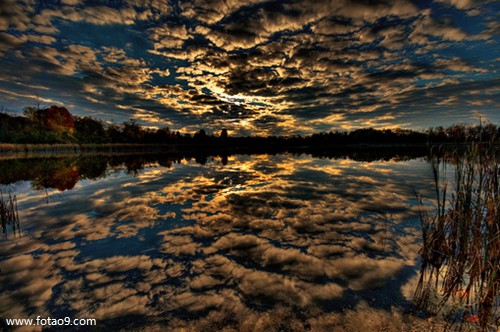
[74,116,105,143]
[0,105,498,147]
[122,119,144,142]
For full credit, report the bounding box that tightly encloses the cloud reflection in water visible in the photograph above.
[0,153,437,330]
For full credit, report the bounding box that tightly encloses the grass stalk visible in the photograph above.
[415,143,500,330]
[0,189,20,238]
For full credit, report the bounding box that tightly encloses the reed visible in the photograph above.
[414,143,500,330]
[0,189,20,238]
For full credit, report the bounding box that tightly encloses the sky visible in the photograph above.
[0,0,498,135]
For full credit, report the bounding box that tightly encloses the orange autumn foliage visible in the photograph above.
[39,105,75,133]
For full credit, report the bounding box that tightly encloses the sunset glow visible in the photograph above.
[0,0,498,135]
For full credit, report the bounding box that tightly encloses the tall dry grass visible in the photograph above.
[0,189,20,238]
[415,143,500,330]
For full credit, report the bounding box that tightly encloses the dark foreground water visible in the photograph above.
[0,152,439,331]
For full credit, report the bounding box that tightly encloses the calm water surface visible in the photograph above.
[0,153,438,330]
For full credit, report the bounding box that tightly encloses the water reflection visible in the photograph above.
[0,152,438,330]
[0,148,426,191]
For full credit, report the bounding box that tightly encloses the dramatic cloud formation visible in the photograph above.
[0,0,498,134]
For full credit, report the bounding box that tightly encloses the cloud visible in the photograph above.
[0,0,35,32]
[435,0,476,9]
[180,0,267,24]
[0,0,497,133]
[61,0,83,5]
[410,15,468,43]
[35,6,148,27]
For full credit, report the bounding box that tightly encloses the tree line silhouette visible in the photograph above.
[0,105,498,146]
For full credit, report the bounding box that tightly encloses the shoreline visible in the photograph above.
[0,142,430,154]
[1,142,495,160]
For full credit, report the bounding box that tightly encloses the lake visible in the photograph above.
[0,152,442,330]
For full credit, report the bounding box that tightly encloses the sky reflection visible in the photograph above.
[0,153,438,330]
